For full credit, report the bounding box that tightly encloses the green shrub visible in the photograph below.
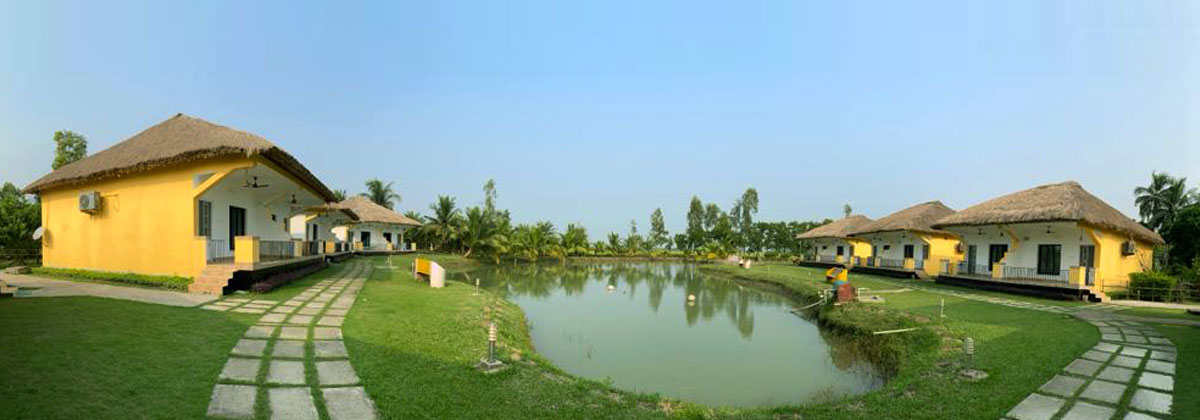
[1128,271,1178,302]
[31,267,192,291]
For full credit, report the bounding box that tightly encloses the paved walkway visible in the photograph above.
[204,262,378,420]
[0,272,215,307]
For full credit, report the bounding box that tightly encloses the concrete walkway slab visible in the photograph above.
[1039,375,1085,398]
[1129,389,1172,415]
[272,340,306,359]
[322,387,377,420]
[219,358,261,382]
[314,340,349,358]
[231,339,268,357]
[269,387,319,420]
[0,273,215,307]
[316,360,359,385]
[267,360,306,385]
[207,384,257,419]
[1007,393,1064,420]
[1060,401,1115,420]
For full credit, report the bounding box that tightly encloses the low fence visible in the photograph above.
[877,258,905,268]
[206,239,234,262]
[0,249,42,268]
[1101,281,1200,303]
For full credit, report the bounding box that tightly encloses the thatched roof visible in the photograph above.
[797,215,873,240]
[23,114,336,201]
[335,196,422,227]
[304,204,359,221]
[932,181,1163,245]
[853,201,956,236]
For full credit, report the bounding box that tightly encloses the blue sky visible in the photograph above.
[1,1,1197,236]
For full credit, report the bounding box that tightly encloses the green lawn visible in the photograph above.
[1113,306,1200,321]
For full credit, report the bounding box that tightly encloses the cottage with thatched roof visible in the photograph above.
[331,196,423,251]
[289,203,360,253]
[795,215,873,267]
[932,181,1160,295]
[849,201,962,278]
[24,114,341,294]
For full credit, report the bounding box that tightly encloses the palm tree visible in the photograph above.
[461,206,507,258]
[331,189,348,202]
[562,223,590,256]
[423,195,463,251]
[1134,172,1197,232]
[362,179,401,210]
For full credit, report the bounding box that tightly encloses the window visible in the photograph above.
[921,245,930,260]
[198,201,212,237]
[284,217,290,232]
[1037,244,1061,275]
[836,245,844,256]
[903,245,914,259]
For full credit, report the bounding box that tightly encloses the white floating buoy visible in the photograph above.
[687,294,696,302]
[606,284,615,292]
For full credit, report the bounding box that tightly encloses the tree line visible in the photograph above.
[393,180,830,262]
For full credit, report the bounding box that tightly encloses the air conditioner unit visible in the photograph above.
[79,191,101,213]
[1121,241,1136,256]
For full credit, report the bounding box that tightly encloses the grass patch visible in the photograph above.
[30,266,192,290]
[0,297,247,419]
[1113,306,1200,321]
[1156,324,1199,418]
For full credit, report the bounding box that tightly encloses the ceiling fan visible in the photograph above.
[242,176,269,189]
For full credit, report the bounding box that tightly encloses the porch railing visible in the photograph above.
[1002,266,1069,283]
[259,240,295,262]
[955,261,992,277]
[301,241,321,257]
[817,255,838,263]
[206,239,233,263]
[877,258,905,268]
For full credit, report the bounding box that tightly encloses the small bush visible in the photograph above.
[1128,271,1178,302]
[31,267,192,291]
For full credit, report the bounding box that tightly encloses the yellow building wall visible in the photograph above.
[1082,225,1155,290]
[850,239,872,259]
[920,233,963,277]
[39,157,253,278]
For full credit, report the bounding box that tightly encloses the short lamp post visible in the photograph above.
[478,322,504,372]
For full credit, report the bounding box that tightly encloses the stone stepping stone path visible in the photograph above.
[201,297,282,314]
[205,262,378,419]
[1005,319,1177,420]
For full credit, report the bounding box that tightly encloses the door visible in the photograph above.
[988,244,1008,269]
[967,245,978,274]
[1080,245,1096,285]
[228,206,246,250]
[361,231,371,247]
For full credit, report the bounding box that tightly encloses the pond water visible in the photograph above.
[472,262,883,407]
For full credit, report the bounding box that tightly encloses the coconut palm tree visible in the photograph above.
[423,195,463,251]
[562,223,590,256]
[1134,172,1197,232]
[362,179,401,209]
[461,206,508,258]
[331,189,347,202]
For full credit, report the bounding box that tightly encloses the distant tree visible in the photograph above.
[562,223,590,256]
[0,183,40,250]
[52,130,87,170]
[607,232,622,253]
[331,189,348,202]
[362,179,401,210]
[423,195,463,251]
[735,188,759,249]
[1134,172,1196,232]
[483,179,498,213]
[649,208,668,249]
[685,196,705,250]
[1163,205,1200,268]
[625,220,644,253]
[843,204,852,218]
[703,203,722,232]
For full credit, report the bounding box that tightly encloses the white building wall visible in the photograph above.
[335,222,413,249]
[863,231,929,262]
[198,182,297,247]
[941,221,1091,274]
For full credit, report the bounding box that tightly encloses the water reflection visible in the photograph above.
[470,262,883,407]
[477,263,771,339]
